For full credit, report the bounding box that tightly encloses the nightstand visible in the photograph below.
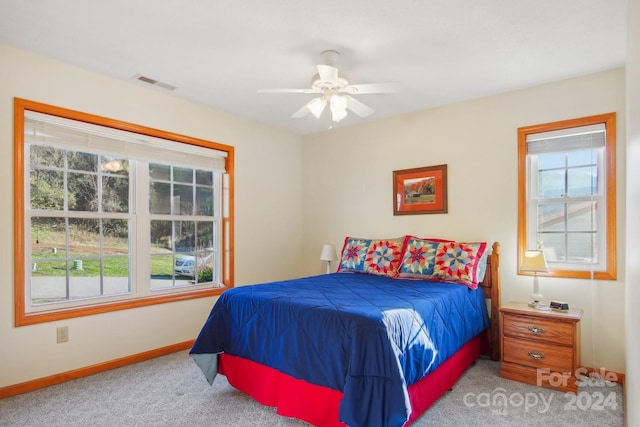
[499,301,583,393]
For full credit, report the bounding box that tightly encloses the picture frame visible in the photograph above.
[393,164,448,215]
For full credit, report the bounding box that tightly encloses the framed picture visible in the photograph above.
[393,164,448,215]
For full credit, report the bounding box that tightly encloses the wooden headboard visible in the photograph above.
[478,241,501,361]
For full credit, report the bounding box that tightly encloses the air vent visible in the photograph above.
[132,74,176,91]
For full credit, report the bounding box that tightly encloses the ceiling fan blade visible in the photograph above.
[344,82,401,94]
[317,64,339,86]
[291,104,311,118]
[345,96,374,117]
[258,88,316,94]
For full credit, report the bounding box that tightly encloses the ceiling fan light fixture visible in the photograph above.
[307,97,327,118]
[330,95,348,122]
[331,109,348,123]
[259,50,398,124]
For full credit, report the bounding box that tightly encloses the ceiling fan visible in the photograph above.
[259,50,400,123]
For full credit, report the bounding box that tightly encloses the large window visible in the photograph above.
[518,113,616,280]
[14,98,234,326]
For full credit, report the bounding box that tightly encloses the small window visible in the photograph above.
[15,98,234,326]
[518,113,616,280]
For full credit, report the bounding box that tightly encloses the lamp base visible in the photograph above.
[528,300,550,311]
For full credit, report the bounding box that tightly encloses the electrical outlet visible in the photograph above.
[56,326,69,343]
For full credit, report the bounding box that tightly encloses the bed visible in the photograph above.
[190,238,501,427]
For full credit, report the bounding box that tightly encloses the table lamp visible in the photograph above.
[320,244,338,274]
[521,249,549,309]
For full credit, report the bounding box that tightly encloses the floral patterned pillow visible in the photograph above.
[363,238,405,277]
[431,241,487,289]
[337,237,372,273]
[398,237,441,278]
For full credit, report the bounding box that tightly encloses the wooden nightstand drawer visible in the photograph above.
[503,337,573,372]
[499,302,582,393]
[502,312,575,346]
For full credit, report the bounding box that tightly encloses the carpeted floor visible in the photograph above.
[0,351,623,426]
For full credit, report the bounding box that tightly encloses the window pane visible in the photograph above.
[566,201,596,232]
[150,220,177,290]
[69,260,101,299]
[68,218,99,257]
[103,257,130,294]
[196,170,213,186]
[174,255,197,286]
[31,217,66,257]
[567,233,596,263]
[537,233,566,262]
[538,169,565,198]
[174,184,193,215]
[195,250,214,284]
[150,182,171,214]
[68,172,98,211]
[567,149,596,167]
[567,166,597,197]
[174,167,193,183]
[195,186,214,216]
[149,163,170,181]
[68,151,98,172]
[30,145,64,168]
[31,259,68,304]
[150,220,172,250]
[175,221,195,253]
[103,219,129,256]
[538,204,565,232]
[103,256,129,277]
[538,152,565,170]
[103,176,129,213]
[151,254,176,290]
[30,169,64,210]
[100,157,129,175]
[196,221,214,249]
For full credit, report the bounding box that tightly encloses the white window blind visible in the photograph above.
[24,111,227,172]
[526,123,606,155]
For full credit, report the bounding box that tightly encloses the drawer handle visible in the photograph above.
[527,325,546,335]
[528,351,545,360]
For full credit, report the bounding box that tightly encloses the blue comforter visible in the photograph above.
[190,273,490,427]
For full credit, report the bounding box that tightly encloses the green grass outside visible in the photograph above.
[31,225,179,277]
[32,252,174,277]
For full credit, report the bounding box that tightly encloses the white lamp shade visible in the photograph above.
[307,97,327,118]
[320,244,338,261]
[521,250,549,273]
[330,95,348,122]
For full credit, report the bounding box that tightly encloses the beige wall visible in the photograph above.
[625,0,639,424]
[0,44,303,387]
[301,68,626,372]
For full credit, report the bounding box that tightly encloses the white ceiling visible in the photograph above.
[0,0,628,135]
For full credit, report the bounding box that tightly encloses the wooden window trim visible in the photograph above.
[14,98,235,326]
[517,112,616,280]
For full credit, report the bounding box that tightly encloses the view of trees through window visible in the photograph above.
[29,144,220,306]
[30,145,132,303]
